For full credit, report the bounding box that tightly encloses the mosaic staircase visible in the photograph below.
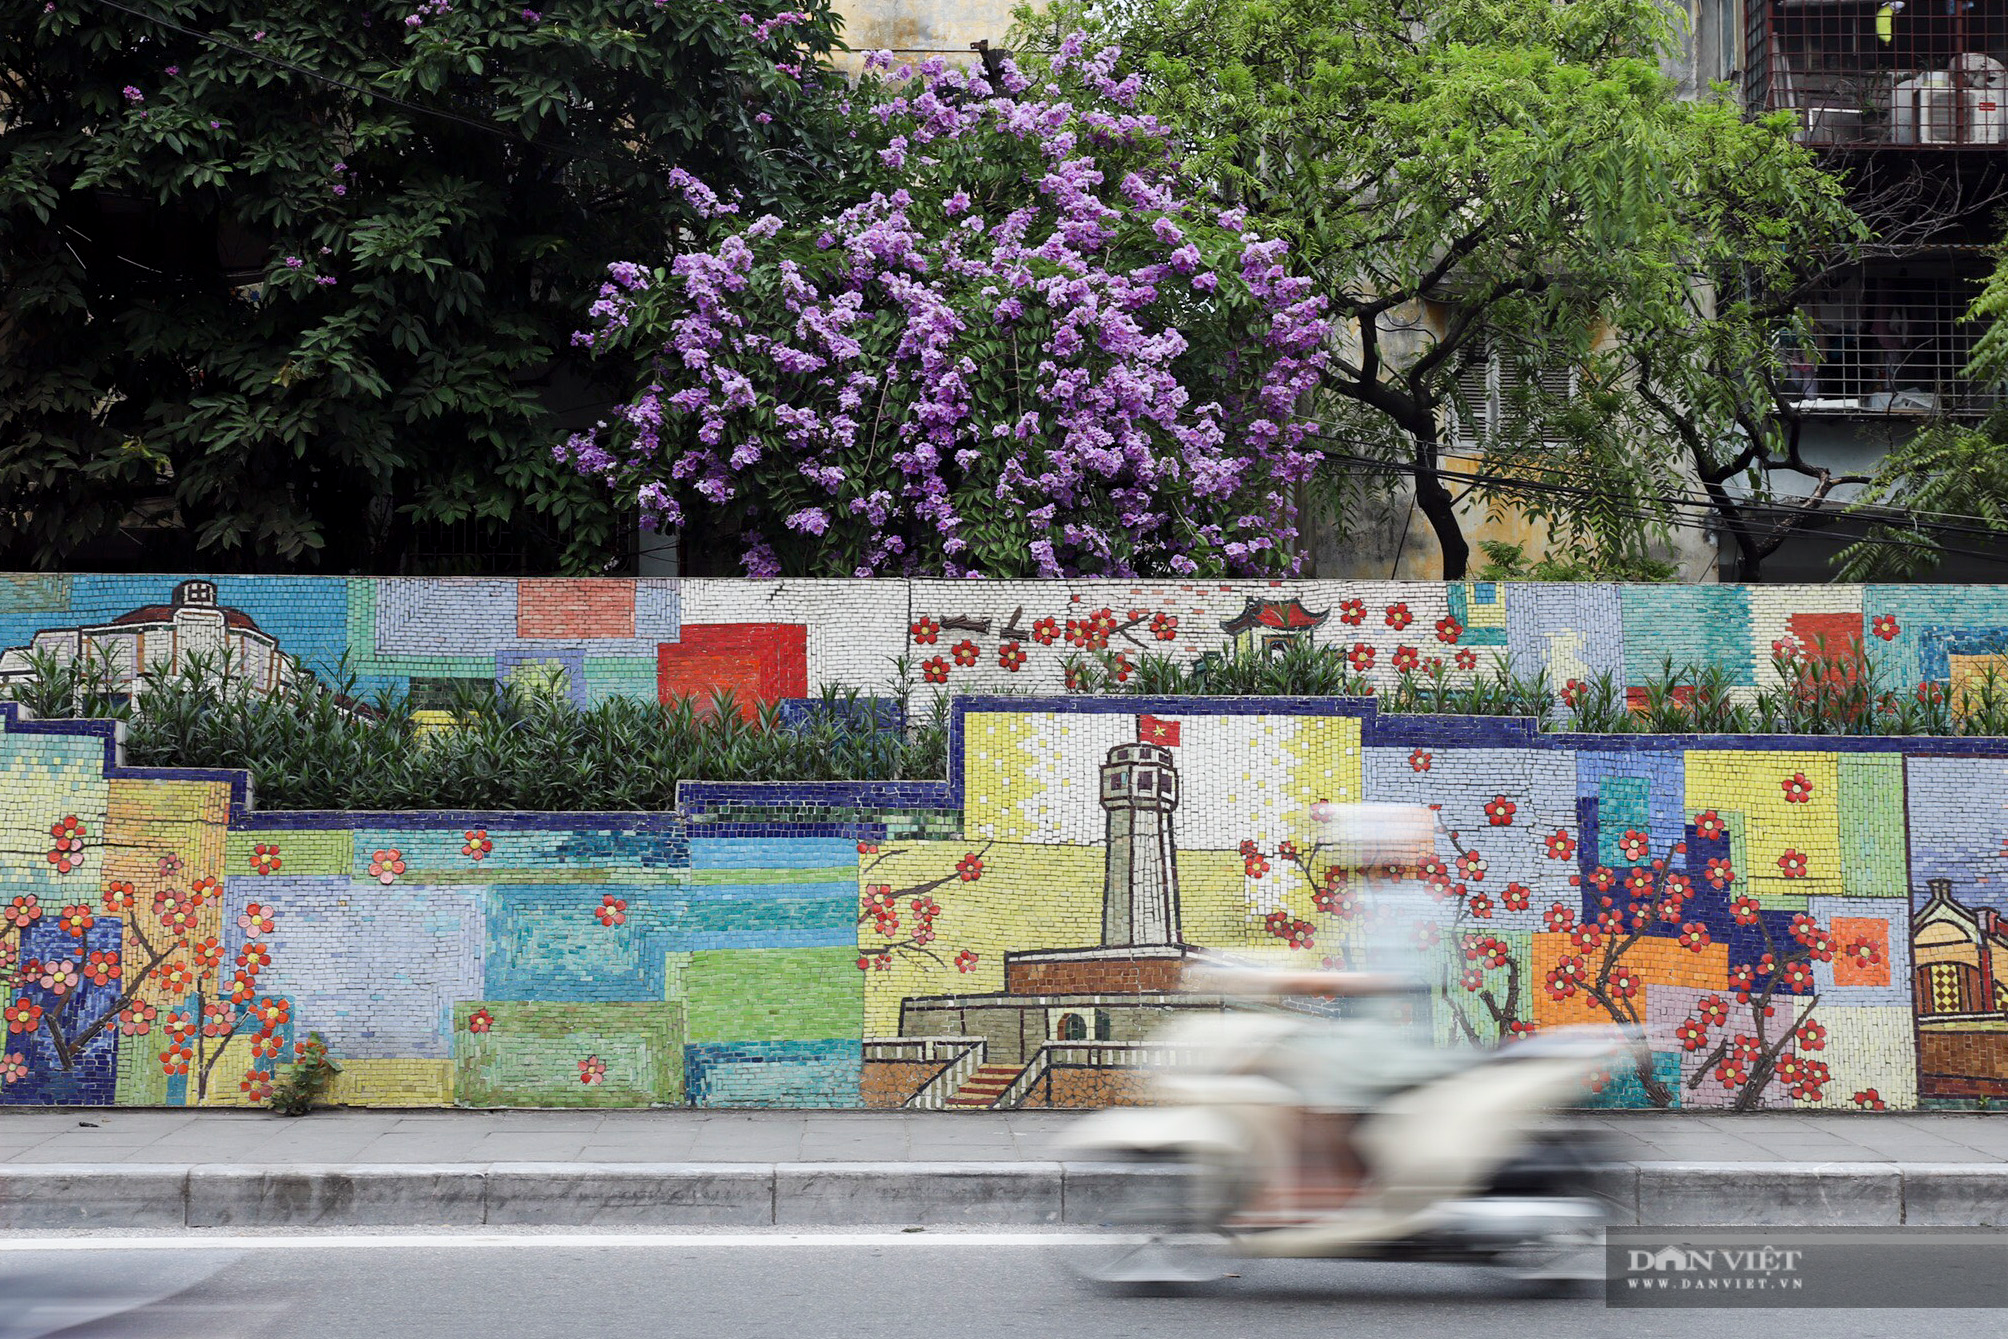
[944,1064,1026,1109]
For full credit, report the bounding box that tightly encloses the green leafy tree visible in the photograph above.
[1023,0,1856,578]
[0,0,845,572]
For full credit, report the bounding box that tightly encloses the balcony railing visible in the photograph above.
[1747,1,2008,148]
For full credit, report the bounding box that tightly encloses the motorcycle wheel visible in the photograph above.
[1489,1227,1605,1298]
[1068,1152,1238,1295]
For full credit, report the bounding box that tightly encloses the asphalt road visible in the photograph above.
[1,1231,2001,1339]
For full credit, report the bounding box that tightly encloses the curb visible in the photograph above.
[2,1160,2004,1230]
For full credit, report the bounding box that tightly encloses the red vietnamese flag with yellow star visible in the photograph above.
[1137,714,1180,746]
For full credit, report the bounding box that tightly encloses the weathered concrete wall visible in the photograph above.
[832,0,1018,69]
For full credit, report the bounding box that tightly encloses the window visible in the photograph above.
[1448,341,1580,450]
[1782,253,1999,414]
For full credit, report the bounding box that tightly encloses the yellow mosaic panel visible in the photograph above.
[328,1059,455,1107]
[860,840,1103,1036]
[1684,750,1842,900]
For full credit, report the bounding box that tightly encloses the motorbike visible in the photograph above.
[1056,972,1625,1294]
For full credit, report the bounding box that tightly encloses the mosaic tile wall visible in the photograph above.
[0,705,872,1109]
[9,573,2008,1111]
[7,683,2008,1111]
[7,573,2006,714]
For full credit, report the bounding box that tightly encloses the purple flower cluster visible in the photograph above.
[565,39,1330,578]
[404,0,450,29]
[746,9,809,42]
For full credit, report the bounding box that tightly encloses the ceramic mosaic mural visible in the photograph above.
[858,701,1937,1114]
[0,704,875,1109]
[10,574,2008,1111]
[7,573,2008,714]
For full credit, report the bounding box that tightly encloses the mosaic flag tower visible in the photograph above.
[1100,740,1182,947]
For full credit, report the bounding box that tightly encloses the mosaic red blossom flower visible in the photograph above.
[368,849,406,884]
[83,949,121,986]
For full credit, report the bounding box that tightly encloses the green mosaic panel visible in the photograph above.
[584,657,658,702]
[224,829,354,878]
[1596,776,1651,867]
[453,1001,684,1107]
[1840,753,1908,898]
[683,946,864,1044]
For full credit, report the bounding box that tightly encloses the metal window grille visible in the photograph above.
[1746,1,2008,148]
[1780,253,2000,413]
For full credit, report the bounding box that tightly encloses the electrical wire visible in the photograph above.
[1300,415,2008,550]
[1420,436,2008,539]
[1305,437,2008,568]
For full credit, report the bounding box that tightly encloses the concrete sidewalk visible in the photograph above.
[4,1109,2007,1230]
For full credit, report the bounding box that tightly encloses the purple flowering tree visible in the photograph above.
[563,39,1332,578]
